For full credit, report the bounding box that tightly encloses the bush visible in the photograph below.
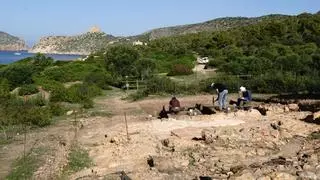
[84,70,113,90]
[0,96,52,127]
[145,76,177,94]
[49,103,67,116]
[0,64,36,89]
[18,84,39,96]
[82,99,94,109]
[67,83,102,103]
[41,62,98,82]
[167,64,193,76]
[128,90,149,101]
[25,106,52,127]
[206,57,227,68]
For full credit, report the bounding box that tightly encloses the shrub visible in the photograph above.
[84,70,113,90]
[18,84,39,96]
[206,57,227,68]
[0,96,52,127]
[167,64,193,76]
[67,145,92,172]
[0,64,36,89]
[0,78,10,98]
[41,62,98,82]
[49,103,67,116]
[25,106,52,127]
[82,99,94,109]
[67,83,102,103]
[128,90,149,101]
[145,76,177,94]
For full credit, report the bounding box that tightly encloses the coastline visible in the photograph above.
[27,50,89,56]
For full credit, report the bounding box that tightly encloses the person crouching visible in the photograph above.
[169,96,181,114]
[237,86,252,108]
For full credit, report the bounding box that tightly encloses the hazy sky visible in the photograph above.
[1,0,319,45]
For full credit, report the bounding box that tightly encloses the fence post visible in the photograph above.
[125,76,129,91]
[136,79,139,91]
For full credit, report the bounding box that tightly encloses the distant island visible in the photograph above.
[0,31,28,51]
[29,26,116,55]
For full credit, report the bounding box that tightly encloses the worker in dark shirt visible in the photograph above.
[211,83,228,110]
[236,86,252,107]
[169,96,181,114]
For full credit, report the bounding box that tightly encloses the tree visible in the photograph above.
[134,58,156,79]
[0,64,36,89]
[104,45,139,77]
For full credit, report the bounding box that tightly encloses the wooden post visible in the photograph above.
[136,79,139,91]
[74,109,78,141]
[125,76,129,91]
[23,95,28,176]
[124,113,129,141]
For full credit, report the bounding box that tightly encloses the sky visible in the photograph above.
[0,0,319,45]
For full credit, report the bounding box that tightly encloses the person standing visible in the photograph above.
[211,83,228,111]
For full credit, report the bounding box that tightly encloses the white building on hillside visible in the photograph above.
[133,40,147,46]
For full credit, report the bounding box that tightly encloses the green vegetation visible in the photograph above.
[6,147,49,180]
[66,145,92,172]
[18,84,39,96]
[1,12,319,128]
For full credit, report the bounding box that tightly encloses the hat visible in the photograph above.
[240,86,246,92]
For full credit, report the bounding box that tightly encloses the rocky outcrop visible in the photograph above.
[0,31,28,51]
[30,28,115,55]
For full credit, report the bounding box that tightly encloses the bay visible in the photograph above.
[0,51,83,64]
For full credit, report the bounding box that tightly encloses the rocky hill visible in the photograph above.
[30,27,115,55]
[0,31,28,51]
[142,14,290,40]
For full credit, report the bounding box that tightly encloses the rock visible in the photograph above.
[199,176,213,180]
[230,165,247,174]
[253,168,263,177]
[161,138,170,147]
[234,172,255,180]
[66,110,74,115]
[110,137,119,144]
[313,111,320,120]
[257,176,271,180]
[288,103,299,111]
[284,106,290,112]
[277,165,286,171]
[249,109,262,117]
[297,171,317,180]
[256,148,266,156]
[147,155,154,167]
[154,157,186,173]
[271,172,296,180]
[316,166,320,178]
[303,164,313,171]
[201,130,214,144]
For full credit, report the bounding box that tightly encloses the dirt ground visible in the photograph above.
[0,92,319,180]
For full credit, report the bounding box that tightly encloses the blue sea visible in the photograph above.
[0,51,83,64]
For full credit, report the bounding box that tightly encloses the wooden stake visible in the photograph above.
[124,112,129,141]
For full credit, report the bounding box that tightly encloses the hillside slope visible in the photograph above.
[141,14,290,40]
[0,31,28,51]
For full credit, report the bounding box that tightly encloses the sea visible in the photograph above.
[0,51,83,64]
